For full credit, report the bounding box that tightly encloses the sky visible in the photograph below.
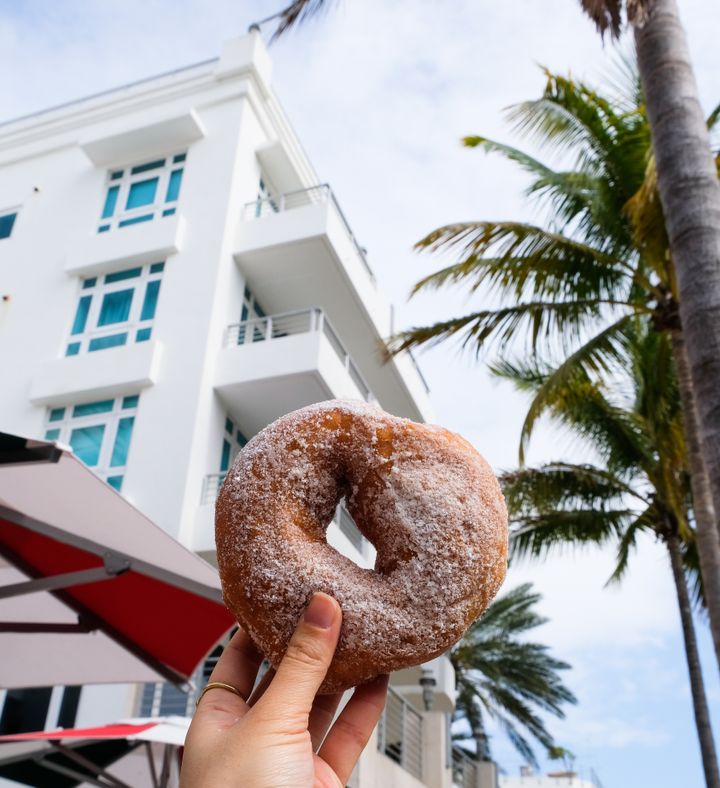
[1,1,719,786]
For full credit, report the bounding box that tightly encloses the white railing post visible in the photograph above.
[265,317,273,341]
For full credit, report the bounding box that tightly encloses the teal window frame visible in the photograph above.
[98,153,186,232]
[66,263,164,356]
[43,396,139,491]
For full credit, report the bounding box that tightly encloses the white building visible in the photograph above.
[0,29,495,788]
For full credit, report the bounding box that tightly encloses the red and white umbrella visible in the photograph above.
[0,432,234,688]
[0,717,190,787]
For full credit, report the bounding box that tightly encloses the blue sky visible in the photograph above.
[1,2,718,786]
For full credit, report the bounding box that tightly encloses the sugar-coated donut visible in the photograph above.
[215,400,507,693]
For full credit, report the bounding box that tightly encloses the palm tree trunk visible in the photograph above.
[635,0,720,543]
[671,330,720,669]
[666,531,720,788]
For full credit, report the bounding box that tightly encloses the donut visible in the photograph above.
[215,400,507,693]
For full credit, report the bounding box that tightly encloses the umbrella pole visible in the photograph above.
[159,743,172,788]
[145,740,161,788]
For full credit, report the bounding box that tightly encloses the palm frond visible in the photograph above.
[270,0,333,37]
[510,508,636,561]
[412,221,633,303]
[387,299,626,359]
[579,0,654,37]
[451,585,576,766]
[606,505,655,584]
[491,314,635,463]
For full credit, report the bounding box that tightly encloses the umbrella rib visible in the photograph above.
[145,740,161,788]
[0,564,129,600]
[0,540,190,688]
[43,741,136,788]
[0,504,223,603]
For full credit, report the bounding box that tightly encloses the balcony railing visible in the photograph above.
[452,747,479,788]
[243,184,377,286]
[377,687,423,780]
[202,472,226,505]
[224,308,376,404]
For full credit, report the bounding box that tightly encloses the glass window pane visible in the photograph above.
[165,170,183,203]
[88,333,128,352]
[44,428,61,441]
[66,342,81,356]
[225,418,233,434]
[0,213,17,239]
[130,159,165,175]
[98,224,111,233]
[149,262,165,273]
[237,431,248,447]
[126,178,158,210]
[101,186,120,219]
[110,170,124,180]
[162,208,176,217]
[119,214,153,227]
[98,289,133,326]
[49,407,66,422]
[172,153,186,163]
[82,278,97,289]
[220,439,231,472]
[110,417,135,467]
[122,395,139,409]
[71,295,92,335]
[105,268,142,284]
[107,475,123,491]
[72,400,114,418]
[140,280,161,321]
[136,327,152,342]
[69,424,105,466]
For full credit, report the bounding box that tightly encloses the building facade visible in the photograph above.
[0,30,499,788]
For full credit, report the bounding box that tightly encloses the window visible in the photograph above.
[237,286,266,344]
[43,395,139,491]
[65,262,164,355]
[98,153,185,232]
[0,210,17,240]
[220,416,248,473]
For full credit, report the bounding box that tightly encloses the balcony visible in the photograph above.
[214,308,376,436]
[234,185,432,423]
[377,687,424,781]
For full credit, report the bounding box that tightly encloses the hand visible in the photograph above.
[181,592,389,788]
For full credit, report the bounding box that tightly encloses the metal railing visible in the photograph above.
[202,472,226,505]
[243,184,377,286]
[407,349,431,394]
[377,688,423,780]
[452,747,479,788]
[334,502,367,555]
[225,308,376,403]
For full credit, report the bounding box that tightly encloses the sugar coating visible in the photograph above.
[215,399,508,693]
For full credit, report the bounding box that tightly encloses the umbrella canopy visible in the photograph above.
[0,432,234,688]
[0,717,190,787]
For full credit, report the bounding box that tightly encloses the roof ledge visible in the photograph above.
[80,110,206,166]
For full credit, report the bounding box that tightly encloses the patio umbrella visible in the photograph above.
[0,431,234,689]
[0,716,190,787]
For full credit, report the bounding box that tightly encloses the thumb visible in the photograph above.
[255,593,341,722]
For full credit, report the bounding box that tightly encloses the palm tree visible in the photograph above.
[264,0,720,671]
[383,66,720,670]
[269,0,720,581]
[498,323,720,787]
[450,583,576,768]
[579,3,720,555]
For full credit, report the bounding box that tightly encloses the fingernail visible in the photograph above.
[303,593,337,629]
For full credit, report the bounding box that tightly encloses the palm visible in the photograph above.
[498,323,720,787]
[450,583,575,767]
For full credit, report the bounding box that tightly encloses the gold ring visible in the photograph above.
[196,681,245,707]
